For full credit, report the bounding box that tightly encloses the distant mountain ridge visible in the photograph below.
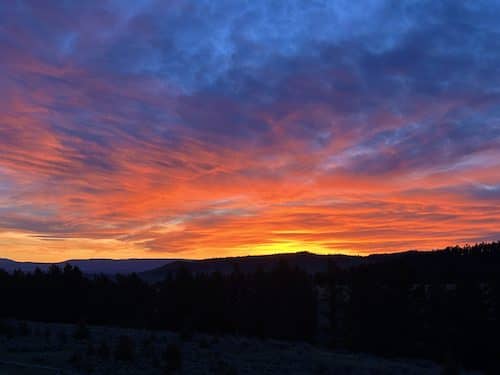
[139,250,424,282]
[0,258,176,275]
[0,251,411,277]
[4,243,497,279]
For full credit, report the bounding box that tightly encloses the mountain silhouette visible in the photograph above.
[0,258,176,275]
[139,250,426,282]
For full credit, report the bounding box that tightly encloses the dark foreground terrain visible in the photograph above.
[2,242,500,374]
[0,320,468,375]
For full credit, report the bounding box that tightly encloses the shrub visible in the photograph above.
[97,340,110,359]
[162,343,182,373]
[441,361,459,375]
[73,321,90,340]
[58,329,68,345]
[0,320,14,338]
[87,342,95,356]
[44,327,52,341]
[141,335,154,356]
[152,352,161,369]
[198,337,210,348]
[17,321,31,336]
[214,360,238,375]
[69,351,82,368]
[114,335,135,362]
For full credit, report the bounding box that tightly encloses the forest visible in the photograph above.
[1,242,500,373]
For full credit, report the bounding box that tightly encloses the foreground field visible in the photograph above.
[0,320,475,375]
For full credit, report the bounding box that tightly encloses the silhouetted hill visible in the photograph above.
[0,259,45,273]
[140,251,366,282]
[4,242,500,280]
[140,243,500,282]
[0,258,176,275]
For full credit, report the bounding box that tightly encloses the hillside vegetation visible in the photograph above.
[1,242,500,373]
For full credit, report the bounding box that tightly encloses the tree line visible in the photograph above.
[0,260,316,341]
[319,241,500,373]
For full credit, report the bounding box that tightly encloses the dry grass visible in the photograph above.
[0,320,474,375]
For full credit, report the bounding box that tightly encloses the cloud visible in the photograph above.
[0,0,500,260]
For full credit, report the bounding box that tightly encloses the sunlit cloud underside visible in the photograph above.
[1,1,500,261]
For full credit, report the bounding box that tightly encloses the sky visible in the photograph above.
[1,0,500,262]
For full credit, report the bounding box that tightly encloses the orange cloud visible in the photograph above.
[1,2,500,261]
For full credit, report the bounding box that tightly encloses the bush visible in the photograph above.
[152,352,161,368]
[214,360,238,375]
[87,342,95,356]
[162,343,182,373]
[73,321,90,340]
[0,320,14,338]
[198,337,210,348]
[69,351,82,368]
[44,327,52,341]
[141,335,154,355]
[441,360,459,375]
[97,340,110,359]
[441,352,460,375]
[17,321,31,336]
[58,329,68,345]
[114,335,135,362]
[179,325,193,342]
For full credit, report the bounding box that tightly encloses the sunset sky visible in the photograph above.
[1,1,500,262]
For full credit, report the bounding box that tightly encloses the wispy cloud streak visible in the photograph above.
[1,0,499,261]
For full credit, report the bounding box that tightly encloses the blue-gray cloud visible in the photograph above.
[1,0,500,257]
